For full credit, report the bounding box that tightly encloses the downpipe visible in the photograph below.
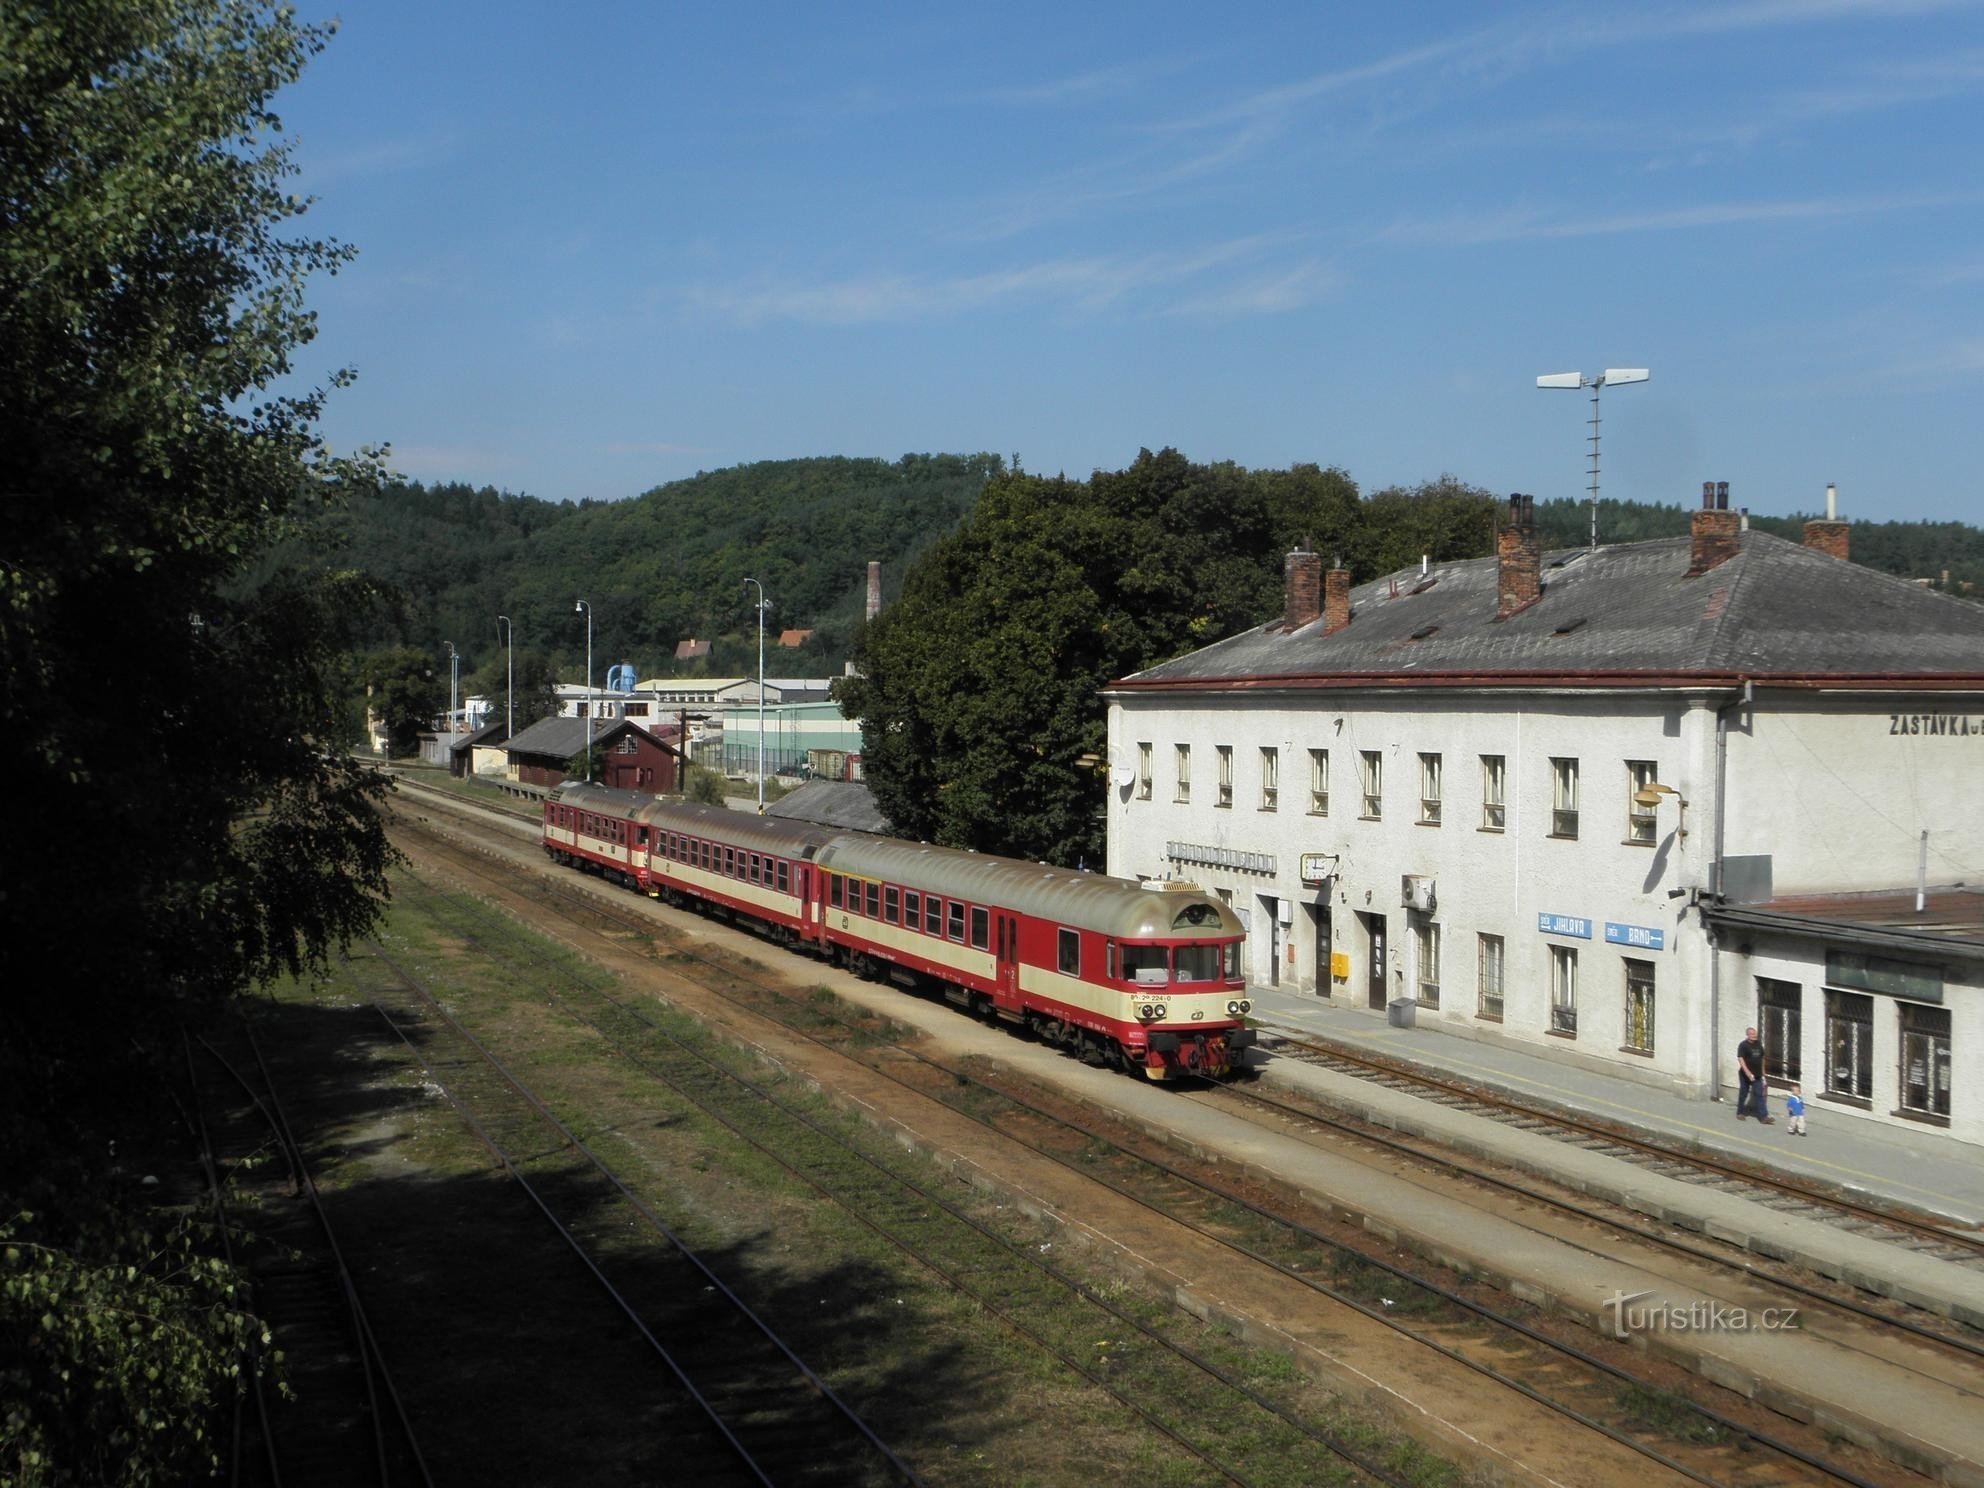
[1707,679,1752,1103]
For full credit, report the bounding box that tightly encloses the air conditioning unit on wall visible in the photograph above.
[1401,875,1437,912]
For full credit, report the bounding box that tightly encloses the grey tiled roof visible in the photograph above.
[763,781,893,834]
[1118,532,1984,690]
[506,717,679,758]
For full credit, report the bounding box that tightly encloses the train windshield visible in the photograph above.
[1173,945,1222,983]
[1122,945,1168,984]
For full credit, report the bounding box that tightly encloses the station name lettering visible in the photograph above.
[1888,713,1983,737]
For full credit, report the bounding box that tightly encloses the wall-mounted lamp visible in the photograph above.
[1633,782,1688,841]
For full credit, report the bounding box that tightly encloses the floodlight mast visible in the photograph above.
[1536,367,1649,548]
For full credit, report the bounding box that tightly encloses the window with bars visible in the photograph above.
[1360,750,1382,819]
[1477,934,1504,1021]
[1626,760,1658,843]
[1418,752,1442,825]
[1550,757,1579,838]
[1216,745,1233,807]
[1825,989,1873,1100]
[1260,747,1278,811]
[1549,946,1578,1035]
[1414,920,1441,1007]
[1308,748,1329,815]
[1623,959,1656,1053]
[1899,1002,1951,1119]
[1175,744,1191,803]
[1757,978,1802,1083]
[1137,742,1152,801]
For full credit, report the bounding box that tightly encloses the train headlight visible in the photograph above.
[1153,1004,1168,1020]
[1138,1003,1154,1021]
[1239,999,1252,1014]
[1226,1000,1240,1016]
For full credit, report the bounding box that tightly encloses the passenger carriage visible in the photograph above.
[541,783,1253,1080]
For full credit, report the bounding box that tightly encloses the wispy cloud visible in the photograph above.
[683,236,1315,325]
[1378,189,1974,246]
[387,444,520,479]
[300,126,462,186]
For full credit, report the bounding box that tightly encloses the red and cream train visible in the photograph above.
[541,781,1256,1080]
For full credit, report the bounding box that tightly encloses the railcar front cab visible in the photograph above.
[1115,892,1254,1079]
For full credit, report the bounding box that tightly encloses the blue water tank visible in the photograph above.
[607,664,636,694]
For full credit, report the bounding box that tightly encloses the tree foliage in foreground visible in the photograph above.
[840,450,1497,866]
[0,3,391,1481]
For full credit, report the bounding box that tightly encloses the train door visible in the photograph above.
[796,865,818,943]
[995,913,1020,1007]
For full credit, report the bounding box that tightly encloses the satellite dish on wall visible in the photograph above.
[1109,748,1137,789]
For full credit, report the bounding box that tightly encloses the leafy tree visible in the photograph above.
[0,3,391,1480]
[684,763,730,805]
[467,646,563,731]
[359,645,445,753]
[840,451,1371,865]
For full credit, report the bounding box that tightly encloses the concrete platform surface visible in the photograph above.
[1243,986,1984,1226]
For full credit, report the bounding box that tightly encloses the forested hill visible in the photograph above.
[315,453,1002,676]
[1533,496,1984,594]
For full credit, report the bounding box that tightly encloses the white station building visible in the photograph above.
[1104,488,1984,1146]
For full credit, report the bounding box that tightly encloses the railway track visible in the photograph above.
[182,1021,432,1488]
[397,812,1927,1487]
[1262,1035,1984,1273]
[356,940,923,1488]
[387,868,1415,1488]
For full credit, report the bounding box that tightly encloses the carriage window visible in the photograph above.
[750,853,762,884]
[1224,943,1240,980]
[864,881,880,918]
[925,895,941,935]
[1107,942,1118,979]
[1057,928,1080,976]
[884,886,899,923]
[724,846,735,876]
[947,901,965,942]
[830,875,844,909]
[777,861,790,893]
[969,907,989,950]
[904,890,920,929]
[1174,945,1220,983]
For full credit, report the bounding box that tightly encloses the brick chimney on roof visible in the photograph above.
[1687,480,1740,576]
[1323,564,1352,636]
[1495,493,1540,619]
[1282,546,1322,630]
[1803,482,1850,560]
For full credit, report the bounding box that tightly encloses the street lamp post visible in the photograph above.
[1536,367,1649,548]
[443,641,458,744]
[496,615,514,739]
[574,599,593,781]
[741,578,768,811]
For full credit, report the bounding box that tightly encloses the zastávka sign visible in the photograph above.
[1605,922,1665,951]
[1537,912,1592,939]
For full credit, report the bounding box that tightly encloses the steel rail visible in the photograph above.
[401,804,1894,1487]
[403,841,1862,1488]
[364,946,922,1488]
[1203,1076,1984,1363]
[1271,1032,1984,1257]
[193,1027,436,1488]
[411,884,1385,1488]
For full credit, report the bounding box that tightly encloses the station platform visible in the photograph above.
[1241,985,1984,1228]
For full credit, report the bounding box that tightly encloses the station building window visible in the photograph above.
[1359,750,1382,819]
[1216,745,1233,808]
[1550,757,1579,839]
[1622,959,1655,1054]
[1549,946,1578,1036]
[1899,1003,1952,1121]
[1626,760,1659,843]
[1477,934,1504,1021]
[1418,753,1442,825]
[1137,742,1152,801]
[1308,749,1329,815]
[1757,978,1802,1084]
[1825,990,1873,1102]
[1413,920,1440,1007]
[1175,744,1191,804]
[1260,747,1278,811]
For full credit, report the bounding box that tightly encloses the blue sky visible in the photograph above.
[282,1,1984,522]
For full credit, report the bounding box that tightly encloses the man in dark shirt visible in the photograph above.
[1736,1027,1773,1122]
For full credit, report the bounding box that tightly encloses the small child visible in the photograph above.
[1784,1084,1808,1135]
